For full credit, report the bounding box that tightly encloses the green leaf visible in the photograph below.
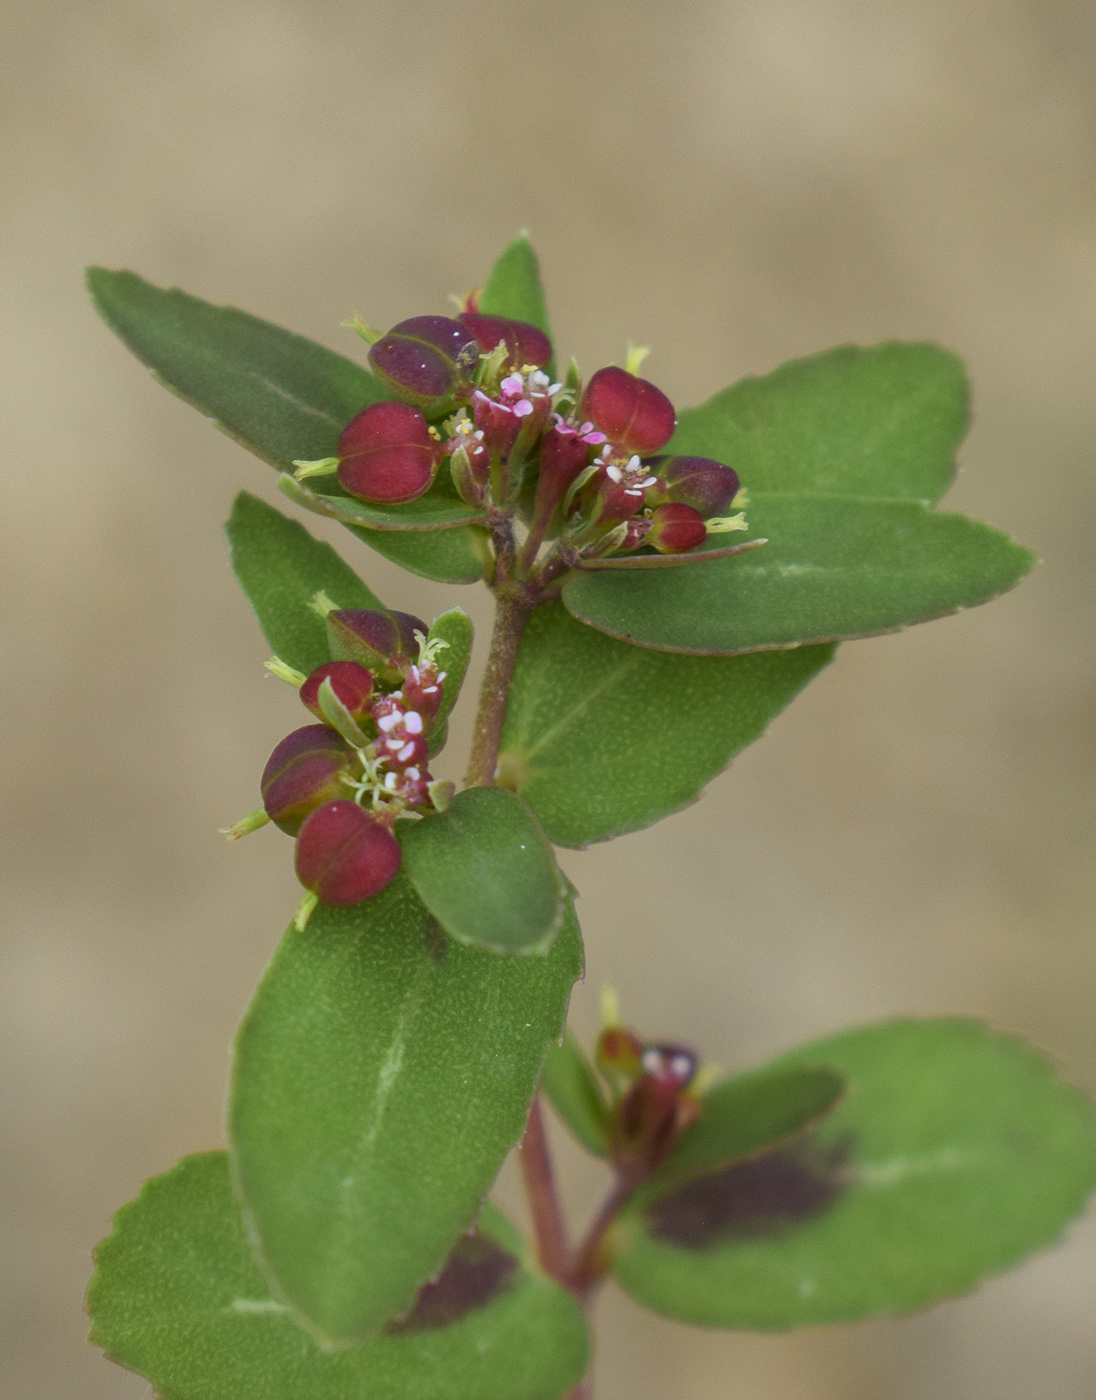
[345,521,489,584]
[401,788,567,954]
[281,472,486,533]
[642,1066,846,1199]
[425,608,473,750]
[479,234,553,341]
[88,1152,589,1400]
[87,268,387,469]
[670,343,968,505]
[540,1030,610,1158]
[226,493,384,673]
[611,1019,1096,1328]
[229,880,582,1344]
[563,495,1036,656]
[88,269,489,585]
[498,603,833,845]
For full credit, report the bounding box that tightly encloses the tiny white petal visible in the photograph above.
[403,711,424,734]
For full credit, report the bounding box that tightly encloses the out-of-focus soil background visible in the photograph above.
[3,1,1096,1396]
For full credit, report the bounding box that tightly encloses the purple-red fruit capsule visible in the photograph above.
[299,662,375,724]
[646,502,708,554]
[294,800,403,906]
[325,609,427,683]
[581,366,676,456]
[646,456,739,517]
[336,401,440,504]
[458,312,553,370]
[261,725,352,836]
[368,316,480,417]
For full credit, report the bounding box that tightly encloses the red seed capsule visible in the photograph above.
[299,662,375,725]
[581,366,676,456]
[336,401,440,504]
[261,725,352,835]
[295,800,403,906]
[368,316,480,417]
[458,312,553,370]
[646,502,708,554]
[325,609,427,684]
[645,456,739,517]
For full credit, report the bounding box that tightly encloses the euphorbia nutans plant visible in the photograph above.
[84,236,1096,1400]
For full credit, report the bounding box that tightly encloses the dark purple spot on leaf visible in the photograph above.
[385,1230,519,1332]
[647,1142,847,1250]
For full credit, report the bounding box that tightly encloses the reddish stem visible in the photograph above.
[570,1178,635,1296]
[464,585,532,787]
[518,1095,572,1286]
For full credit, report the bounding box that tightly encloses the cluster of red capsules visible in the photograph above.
[294,302,747,565]
[226,603,453,927]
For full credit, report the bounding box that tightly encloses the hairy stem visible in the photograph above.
[464,585,532,787]
[518,1095,572,1286]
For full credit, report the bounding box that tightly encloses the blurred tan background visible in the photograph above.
[3,0,1096,1396]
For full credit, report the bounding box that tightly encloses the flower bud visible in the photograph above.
[261,725,352,835]
[610,1042,702,1179]
[619,517,652,552]
[368,316,480,417]
[646,502,708,554]
[458,312,552,370]
[581,366,676,456]
[299,662,375,725]
[645,455,739,517]
[597,1026,644,1079]
[472,389,524,459]
[532,421,599,517]
[325,609,427,684]
[575,454,657,529]
[336,401,440,504]
[401,661,446,727]
[294,800,403,906]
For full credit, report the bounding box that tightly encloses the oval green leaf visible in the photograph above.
[611,1019,1096,1328]
[498,603,833,846]
[641,1065,846,1199]
[425,608,473,752]
[670,342,968,504]
[346,520,489,585]
[540,1029,610,1158]
[229,880,583,1344]
[401,788,566,954]
[88,1152,589,1400]
[87,268,387,469]
[563,495,1036,656]
[479,234,553,342]
[226,493,384,674]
